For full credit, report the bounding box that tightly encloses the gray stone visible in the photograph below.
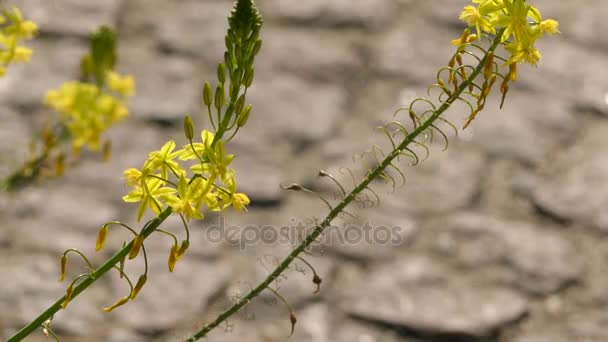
[371,14,458,82]
[113,255,232,333]
[341,255,528,337]
[0,39,86,108]
[260,0,399,30]
[0,253,109,335]
[532,121,608,232]
[230,154,286,206]
[381,143,486,215]
[431,212,582,295]
[328,207,418,260]
[5,184,119,252]
[156,0,231,62]
[17,0,122,36]
[519,38,608,115]
[119,44,201,122]
[0,107,31,179]
[257,28,363,82]
[245,74,348,145]
[468,90,579,164]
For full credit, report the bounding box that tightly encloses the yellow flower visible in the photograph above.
[459,5,496,35]
[106,71,135,97]
[161,176,207,221]
[233,193,250,212]
[123,168,142,187]
[143,140,185,180]
[13,46,31,62]
[123,177,175,221]
[540,19,560,35]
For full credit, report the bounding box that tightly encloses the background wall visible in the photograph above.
[2,1,608,341]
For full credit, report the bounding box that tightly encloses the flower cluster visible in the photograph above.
[457,0,559,65]
[123,128,250,222]
[0,6,37,76]
[44,70,134,153]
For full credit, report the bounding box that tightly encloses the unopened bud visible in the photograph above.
[215,83,225,112]
[509,62,517,81]
[102,140,111,162]
[244,67,254,88]
[128,235,144,260]
[131,274,147,299]
[313,274,322,294]
[96,225,108,251]
[217,63,226,84]
[60,255,67,282]
[176,240,189,260]
[483,53,494,80]
[236,104,252,127]
[62,285,74,309]
[55,153,65,177]
[289,312,297,336]
[168,244,178,272]
[103,296,129,312]
[184,115,194,141]
[203,82,212,107]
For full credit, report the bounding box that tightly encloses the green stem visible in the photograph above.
[184,30,505,342]
[6,208,173,342]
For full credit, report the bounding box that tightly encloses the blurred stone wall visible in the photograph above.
[2,0,608,341]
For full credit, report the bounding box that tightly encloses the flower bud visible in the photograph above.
[244,67,254,88]
[313,274,322,294]
[62,285,74,309]
[289,312,297,336]
[131,274,147,299]
[128,234,144,260]
[217,63,226,84]
[509,62,517,82]
[215,83,225,112]
[60,255,67,282]
[103,296,130,312]
[252,39,262,57]
[483,53,494,80]
[176,240,189,260]
[102,140,111,162]
[55,153,65,177]
[184,115,194,141]
[235,94,246,115]
[96,226,108,251]
[237,104,252,127]
[203,82,212,107]
[168,244,178,272]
